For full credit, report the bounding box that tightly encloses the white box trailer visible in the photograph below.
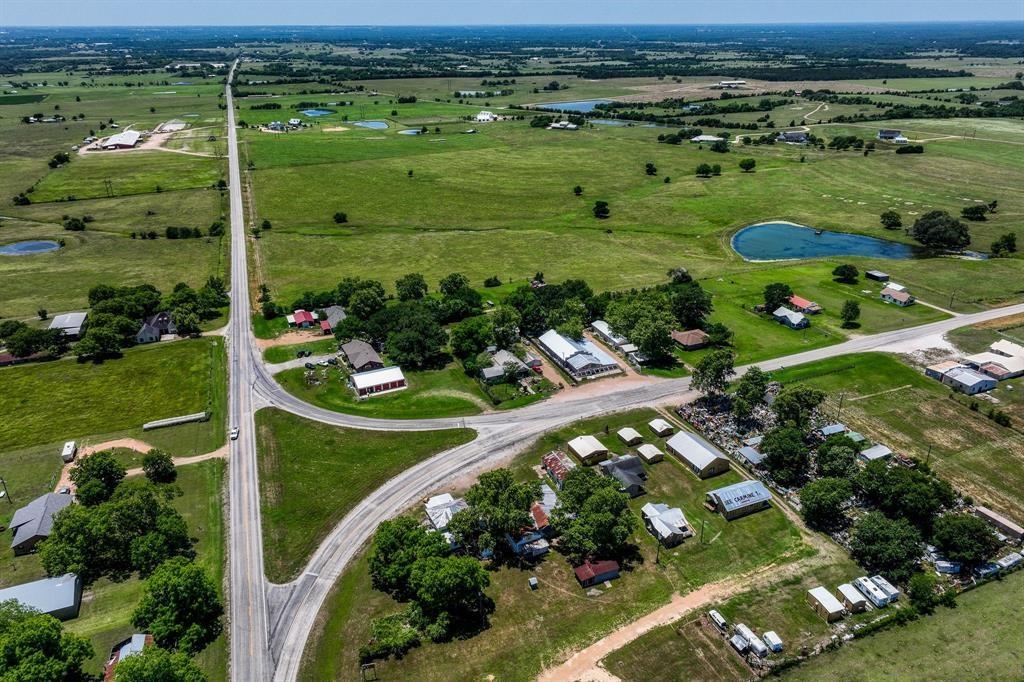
[854,576,889,608]
[60,441,77,463]
[735,623,768,657]
[708,609,728,632]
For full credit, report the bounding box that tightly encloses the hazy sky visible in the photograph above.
[3,0,1022,27]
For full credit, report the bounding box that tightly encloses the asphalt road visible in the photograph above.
[221,58,1024,682]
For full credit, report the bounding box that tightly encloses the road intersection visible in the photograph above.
[222,61,1024,681]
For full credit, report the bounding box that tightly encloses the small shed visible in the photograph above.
[836,583,867,612]
[567,435,609,464]
[858,444,893,463]
[807,586,845,622]
[617,427,643,446]
[574,559,620,587]
[636,443,664,463]
[648,418,674,437]
[866,270,890,282]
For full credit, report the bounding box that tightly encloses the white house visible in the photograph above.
[773,306,809,329]
[691,134,724,143]
[475,111,496,122]
[641,502,692,546]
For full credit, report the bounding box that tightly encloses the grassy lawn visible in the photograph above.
[300,408,811,681]
[275,362,488,419]
[62,459,227,681]
[254,408,474,583]
[784,570,1024,681]
[772,353,1024,520]
[0,338,226,454]
[262,337,337,364]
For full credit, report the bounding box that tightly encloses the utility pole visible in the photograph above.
[700,518,706,544]
[949,289,957,310]
[836,393,845,421]
[655,541,661,565]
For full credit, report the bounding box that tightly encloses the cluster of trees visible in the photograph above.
[657,127,703,145]
[165,226,205,239]
[48,151,70,168]
[367,516,491,658]
[76,278,227,360]
[894,144,925,154]
[62,214,92,231]
[990,232,1017,257]
[695,163,722,178]
[910,210,971,251]
[826,135,864,150]
[448,469,539,559]
[0,319,68,359]
[0,600,95,680]
[552,467,637,564]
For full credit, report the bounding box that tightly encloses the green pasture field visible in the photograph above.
[0,338,226,456]
[237,93,481,126]
[275,362,488,419]
[784,570,1024,681]
[603,557,865,681]
[0,76,229,317]
[850,76,1013,91]
[771,353,1024,520]
[64,460,228,681]
[262,337,338,363]
[301,408,810,681]
[250,114,1024,310]
[254,408,474,582]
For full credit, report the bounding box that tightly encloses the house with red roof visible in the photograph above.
[788,294,822,314]
[574,559,620,587]
[287,309,317,328]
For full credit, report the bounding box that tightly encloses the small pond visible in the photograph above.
[535,99,613,112]
[300,108,335,117]
[0,240,61,256]
[732,222,919,261]
[398,129,421,135]
[353,120,389,129]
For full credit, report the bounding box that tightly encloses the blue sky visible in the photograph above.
[2,0,1022,27]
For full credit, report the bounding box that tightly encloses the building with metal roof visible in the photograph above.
[617,427,643,446]
[591,320,627,348]
[0,574,81,620]
[9,492,73,555]
[973,506,1024,541]
[736,446,764,467]
[773,306,809,329]
[537,329,619,379]
[542,450,576,489]
[818,423,847,437]
[705,480,771,520]
[103,634,153,681]
[854,576,890,608]
[636,443,664,463]
[641,502,692,546]
[48,311,87,339]
[349,366,406,397]
[807,586,845,622]
[666,431,730,479]
[836,583,867,612]
[425,493,468,531]
[648,418,674,437]
[567,435,609,464]
[858,444,893,463]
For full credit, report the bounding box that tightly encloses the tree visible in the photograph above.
[0,601,94,680]
[260,219,272,230]
[368,516,449,599]
[691,349,735,396]
[735,366,770,406]
[667,267,692,284]
[840,300,861,328]
[932,513,1001,568]
[395,273,428,301]
[880,210,902,229]
[490,306,521,349]
[711,164,722,176]
[332,211,348,224]
[911,210,970,251]
[990,232,1017,257]
[761,426,810,487]
[552,469,635,563]
[449,315,492,359]
[348,286,386,320]
[439,272,471,297]
[75,327,123,362]
[464,469,539,542]
[772,385,825,429]
[645,162,657,176]
[850,512,923,582]
[960,205,987,221]
[799,477,853,531]
[670,282,712,329]
[709,139,729,153]
[0,319,27,340]
[907,572,938,613]
[816,435,859,479]
[705,322,734,347]
[592,200,610,219]
[113,645,207,681]
[739,158,756,172]
[143,449,177,484]
[132,557,223,654]
[763,282,793,313]
[573,185,583,196]
[695,163,713,178]
[556,317,584,341]
[383,305,449,369]
[855,460,955,535]
[408,555,490,641]
[69,450,126,505]
[832,264,859,283]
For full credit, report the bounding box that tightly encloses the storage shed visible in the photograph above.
[807,586,845,622]
[0,574,82,620]
[665,431,730,479]
[648,418,674,437]
[636,443,664,463]
[836,583,867,612]
[617,427,643,446]
[567,435,609,464]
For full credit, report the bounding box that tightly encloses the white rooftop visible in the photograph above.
[350,366,405,390]
[617,427,642,443]
[568,434,607,460]
[648,418,673,435]
[666,431,725,470]
[808,586,845,614]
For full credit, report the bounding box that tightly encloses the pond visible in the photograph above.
[398,129,421,135]
[300,108,335,117]
[353,120,389,129]
[0,240,62,256]
[731,222,918,261]
[535,99,614,112]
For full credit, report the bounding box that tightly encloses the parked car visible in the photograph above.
[327,357,338,366]
[304,362,315,370]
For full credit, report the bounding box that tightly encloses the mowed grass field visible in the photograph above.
[0,338,226,454]
[301,409,811,681]
[772,353,1024,520]
[784,570,1024,681]
[0,76,228,317]
[254,408,474,582]
[248,110,1024,335]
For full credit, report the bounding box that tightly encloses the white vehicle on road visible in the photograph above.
[230,427,240,440]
